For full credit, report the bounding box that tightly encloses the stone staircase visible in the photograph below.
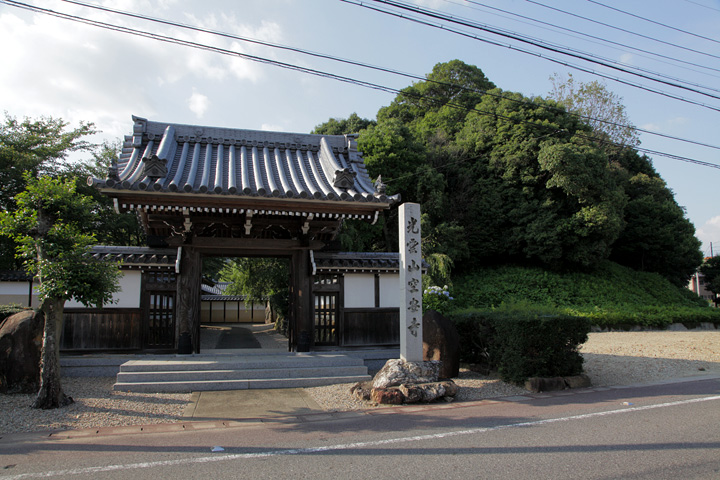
[112,352,373,393]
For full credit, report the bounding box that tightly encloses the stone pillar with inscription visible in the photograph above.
[399,202,423,362]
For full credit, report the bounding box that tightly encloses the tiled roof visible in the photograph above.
[312,252,427,273]
[89,116,398,206]
[0,271,33,282]
[90,246,177,269]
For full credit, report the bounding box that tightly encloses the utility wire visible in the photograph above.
[42,0,720,151]
[461,0,720,78]
[526,0,720,61]
[2,0,719,170]
[364,0,720,101]
[345,0,720,114]
[683,0,720,14]
[587,0,720,45]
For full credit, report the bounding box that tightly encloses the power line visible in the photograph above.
[345,0,720,114]
[460,0,720,78]
[587,0,720,45]
[2,0,719,170]
[683,0,720,14]
[40,0,720,152]
[526,0,720,61]
[363,0,720,101]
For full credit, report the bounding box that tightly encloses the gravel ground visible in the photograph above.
[1,331,718,435]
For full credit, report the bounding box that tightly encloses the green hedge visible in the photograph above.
[451,262,720,329]
[451,310,591,384]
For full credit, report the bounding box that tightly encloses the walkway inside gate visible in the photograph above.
[200,323,287,351]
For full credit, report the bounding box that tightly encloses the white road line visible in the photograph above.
[4,395,720,479]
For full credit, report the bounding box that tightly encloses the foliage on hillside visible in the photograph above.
[313,60,703,288]
[451,261,720,329]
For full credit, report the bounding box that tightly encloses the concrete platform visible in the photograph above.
[183,388,324,420]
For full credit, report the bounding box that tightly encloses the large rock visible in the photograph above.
[422,310,460,378]
[372,359,441,389]
[0,310,43,393]
[366,380,459,404]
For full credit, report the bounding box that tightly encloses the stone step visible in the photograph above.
[119,354,365,373]
[116,365,369,382]
[113,374,371,393]
[113,352,374,392]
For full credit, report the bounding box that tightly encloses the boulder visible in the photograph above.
[372,359,441,389]
[0,310,43,393]
[371,387,404,405]
[422,310,460,378]
[370,380,459,405]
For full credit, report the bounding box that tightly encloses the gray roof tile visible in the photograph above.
[90,116,399,206]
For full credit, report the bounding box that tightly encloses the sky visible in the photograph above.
[1,0,719,256]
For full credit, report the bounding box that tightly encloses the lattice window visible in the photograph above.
[314,292,338,345]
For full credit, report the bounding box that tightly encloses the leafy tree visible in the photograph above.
[311,113,375,135]
[378,59,495,140]
[0,175,121,409]
[219,257,290,320]
[454,89,626,269]
[0,113,96,210]
[313,60,700,286]
[699,256,720,299]
[0,114,97,270]
[609,150,702,286]
[548,73,640,149]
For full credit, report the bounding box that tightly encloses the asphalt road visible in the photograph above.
[2,376,719,480]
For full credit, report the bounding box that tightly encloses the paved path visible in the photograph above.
[2,375,719,480]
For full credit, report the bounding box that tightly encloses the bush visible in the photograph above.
[452,262,720,330]
[0,303,30,324]
[451,309,591,384]
[423,285,455,315]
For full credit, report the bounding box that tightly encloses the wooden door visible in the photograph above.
[142,271,177,350]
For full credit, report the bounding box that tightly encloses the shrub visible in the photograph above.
[0,303,30,324]
[450,309,591,384]
[423,285,455,315]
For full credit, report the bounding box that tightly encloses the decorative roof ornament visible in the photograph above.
[333,168,357,190]
[374,175,387,195]
[142,154,168,180]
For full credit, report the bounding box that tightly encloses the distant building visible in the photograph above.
[688,272,717,306]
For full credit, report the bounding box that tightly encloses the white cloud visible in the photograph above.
[188,89,209,118]
[619,53,634,65]
[696,216,720,256]
[0,1,281,138]
[260,123,285,132]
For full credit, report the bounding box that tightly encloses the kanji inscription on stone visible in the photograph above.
[399,202,423,362]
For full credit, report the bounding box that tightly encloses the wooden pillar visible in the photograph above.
[292,249,313,352]
[176,246,201,354]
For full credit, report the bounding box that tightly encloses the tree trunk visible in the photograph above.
[32,297,73,409]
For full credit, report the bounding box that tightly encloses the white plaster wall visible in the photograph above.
[379,274,401,308]
[344,274,375,308]
[0,281,39,308]
[65,270,142,309]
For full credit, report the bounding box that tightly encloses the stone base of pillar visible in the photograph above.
[177,331,193,355]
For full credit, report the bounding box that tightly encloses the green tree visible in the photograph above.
[312,113,375,135]
[548,73,640,149]
[0,175,121,409]
[219,257,290,321]
[0,113,96,210]
[455,90,626,269]
[609,150,702,286]
[0,114,96,270]
[699,256,720,299]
